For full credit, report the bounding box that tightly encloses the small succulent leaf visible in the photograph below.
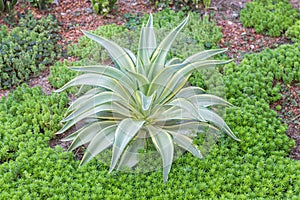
[137,90,155,111]
[82,30,136,72]
[55,73,133,101]
[80,125,118,165]
[63,92,122,121]
[147,125,174,183]
[166,98,206,121]
[110,119,145,172]
[189,94,233,107]
[148,16,189,79]
[169,131,202,159]
[198,107,240,141]
[69,65,136,89]
[68,121,116,151]
[175,86,205,98]
[183,49,228,64]
[117,132,145,169]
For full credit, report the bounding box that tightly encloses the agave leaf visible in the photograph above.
[110,119,145,172]
[158,60,232,104]
[63,92,123,121]
[125,69,149,90]
[69,65,136,89]
[137,14,157,74]
[66,88,104,113]
[152,107,198,122]
[147,125,174,183]
[175,86,205,98]
[57,103,131,134]
[189,94,233,107]
[169,131,202,159]
[68,121,116,151]
[82,30,136,72]
[124,48,137,65]
[165,57,181,66]
[198,107,240,141]
[148,16,189,79]
[117,131,146,170]
[80,125,118,165]
[183,48,228,64]
[55,73,133,101]
[161,121,219,135]
[166,98,206,121]
[136,90,155,111]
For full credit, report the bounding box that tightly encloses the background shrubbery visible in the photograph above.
[240,0,300,37]
[0,13,61,89]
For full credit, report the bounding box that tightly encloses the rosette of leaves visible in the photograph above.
[91,0,117,15]
[56,15,240,182]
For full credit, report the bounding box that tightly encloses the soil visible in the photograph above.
[0,0,299,160]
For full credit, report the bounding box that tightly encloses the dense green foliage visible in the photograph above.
[0,13,61,89]
[69,10,221,62]
[286,20,300,42]
[240,0,300,37]
[150,0,202,12]
[25,0,53,10]
[1,43,300,198]
[91,0,117,15]
[1,8,298,198]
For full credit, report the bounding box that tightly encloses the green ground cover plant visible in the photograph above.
[0,13,61,89]
[1,43,300,199]
[286,20,300,43]
[1,8,299,199]
[240,0,300,37]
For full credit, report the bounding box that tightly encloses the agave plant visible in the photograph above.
[56,14,240,182]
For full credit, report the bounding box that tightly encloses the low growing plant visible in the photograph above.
[240,0,299,37]
[286,20,300,43]
[0,13,61,89]
[56,15,239,182]
[0,0,17,13]
[91,0,117,15]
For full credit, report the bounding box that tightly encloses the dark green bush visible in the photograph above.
[25,0,53,10]
[0,0,17,13]
[151,0,202,12]
[0,13,61,89]
[91,0,117,15]
[240,0,300,37]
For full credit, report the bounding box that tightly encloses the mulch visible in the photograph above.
[0,0,299,160]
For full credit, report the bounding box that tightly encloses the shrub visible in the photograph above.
[0,0,17,13]
[240,0,300,37]
[91,0,117,15]
[286,20,300,42]
[0,13,61,89]
[56,15,239,182]
[25,0,53,10]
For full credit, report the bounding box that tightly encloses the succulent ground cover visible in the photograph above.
[0,0,300,198]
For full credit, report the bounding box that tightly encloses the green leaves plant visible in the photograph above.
[56,14,239,182]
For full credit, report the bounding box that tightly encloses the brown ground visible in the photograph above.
[0,0,299,160]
